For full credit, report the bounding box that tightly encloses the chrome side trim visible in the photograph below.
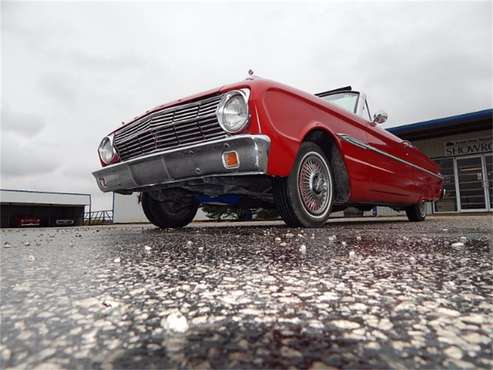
[345,154,395,174]
[338,134,367,150]
[337,133,443,179]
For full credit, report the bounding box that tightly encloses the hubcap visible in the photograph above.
[298,152,332,217]
[418,201,426,216]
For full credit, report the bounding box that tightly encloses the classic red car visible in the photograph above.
[16,216,41,227]
[93,76,444,228]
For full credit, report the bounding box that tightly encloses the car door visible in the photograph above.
[347,94,420,204]
[363,121,420,204]
[318,89,419,205]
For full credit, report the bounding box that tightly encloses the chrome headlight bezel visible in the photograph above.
[216,89,250,134]
[98,134,117,165]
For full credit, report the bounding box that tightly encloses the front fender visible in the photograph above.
[251,86,345,177]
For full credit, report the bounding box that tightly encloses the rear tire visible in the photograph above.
[273,142,334,228]
[406,201,426,222]
[142,190,199,228]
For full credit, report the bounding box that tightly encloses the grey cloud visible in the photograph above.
[65,51,145,71]
[0,133,58,176]
[366,48,492,125]
[60,159,97,180]
[1,110,46,137]
[0,158,56,177]
[38,75,78,106]
[2,3,145,73]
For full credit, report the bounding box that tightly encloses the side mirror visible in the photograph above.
[373,111,388,124]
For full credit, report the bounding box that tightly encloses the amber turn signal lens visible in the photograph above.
[222,151,240,169]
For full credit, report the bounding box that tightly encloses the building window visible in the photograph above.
[485,155,493,209]
[456,157,487,210]
[434,158,457,212]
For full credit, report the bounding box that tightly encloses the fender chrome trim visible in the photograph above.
[337,134,367,150]
[337,133,443,179]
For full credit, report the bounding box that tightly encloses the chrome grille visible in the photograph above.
[113,94,226,161]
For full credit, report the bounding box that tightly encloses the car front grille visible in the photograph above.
[113,94,226,161]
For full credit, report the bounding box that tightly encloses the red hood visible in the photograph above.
[110,79,259,135]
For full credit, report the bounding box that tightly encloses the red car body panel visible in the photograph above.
[243,78,441,205]
[109,77,443,206]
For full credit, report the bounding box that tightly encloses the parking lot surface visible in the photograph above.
[1,215,492,369]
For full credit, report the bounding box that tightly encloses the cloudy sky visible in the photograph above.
[1,1,491,210]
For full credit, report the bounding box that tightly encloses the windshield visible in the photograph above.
[321,92,359,114]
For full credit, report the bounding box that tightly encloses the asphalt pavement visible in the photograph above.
[1,215,492,369]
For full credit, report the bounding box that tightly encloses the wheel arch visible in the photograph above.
[301,128,351,205]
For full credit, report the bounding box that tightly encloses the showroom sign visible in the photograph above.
[444,137,492,156]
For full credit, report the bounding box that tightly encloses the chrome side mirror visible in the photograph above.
[373,111,388,124]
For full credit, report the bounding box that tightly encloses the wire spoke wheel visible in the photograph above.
[297,152,332,217]
[272,142,336,227]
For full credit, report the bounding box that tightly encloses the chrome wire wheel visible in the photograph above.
[418,201,426,217]
[297,151,333,218]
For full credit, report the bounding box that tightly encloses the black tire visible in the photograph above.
[141,191,199,228]
[238,209,253,221]
[406,201,426,222]
[273,142,334,228]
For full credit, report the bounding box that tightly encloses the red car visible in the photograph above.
[16,216,41,227]
[93,76,443,228]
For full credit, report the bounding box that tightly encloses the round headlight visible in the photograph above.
[98,136,116,165]
[216,90,249,133]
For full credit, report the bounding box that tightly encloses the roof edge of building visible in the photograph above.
[388,108,493,136]
[0,189,91,197]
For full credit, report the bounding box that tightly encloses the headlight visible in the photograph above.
[216,89,250,133]
[98,135,116,165]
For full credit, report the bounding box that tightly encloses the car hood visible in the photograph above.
[110,79,259,135]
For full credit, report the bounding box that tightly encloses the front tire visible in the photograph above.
[141,190,199,228]
[406,201,426,222]
[273,142,334,228]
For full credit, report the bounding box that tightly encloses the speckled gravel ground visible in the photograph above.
[1,215,492,369]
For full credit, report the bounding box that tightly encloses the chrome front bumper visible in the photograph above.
[92,134,270,193]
